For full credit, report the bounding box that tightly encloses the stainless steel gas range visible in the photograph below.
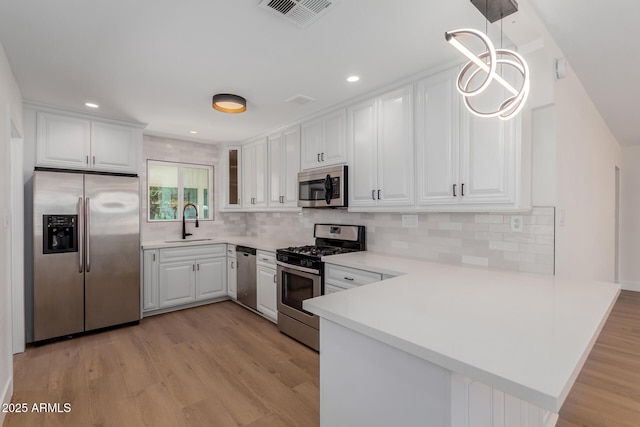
[276,224,366,351]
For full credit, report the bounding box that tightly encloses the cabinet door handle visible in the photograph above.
[344,277,354,281]
[453,184,457,197]
[152,253,156,262]
[371,190,375,200]
[192,264,195,271]
[461,183,465,196]
[197,264,200,271]
[92,156,96,165]
[86,155,89,164]
[317,153,320,162]
[377,189,381,200]
[273,274,277,283]
[261,257,269,262]
[321,152,325,162]
[231,261,234,268]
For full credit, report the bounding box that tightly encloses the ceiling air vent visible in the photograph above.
[286,94,315,105]
[259,0,340,28]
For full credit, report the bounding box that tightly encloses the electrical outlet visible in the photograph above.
[510,215,523,233]
[402,215,418,228]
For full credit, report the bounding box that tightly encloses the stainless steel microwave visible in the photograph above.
[297,165,347,208]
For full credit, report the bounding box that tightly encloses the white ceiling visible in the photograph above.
[0,0,636,146]
[527,0,640,146]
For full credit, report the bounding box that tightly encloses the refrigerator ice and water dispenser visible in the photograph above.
[43,214,78,254]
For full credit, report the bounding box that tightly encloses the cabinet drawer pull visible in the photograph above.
[453,184,457,197]
[261,257,270,262]
[371,190,375,200]
[344,277,354,281]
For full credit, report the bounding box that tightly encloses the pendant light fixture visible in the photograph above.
[212,94,247,114]
[445,0,529,120]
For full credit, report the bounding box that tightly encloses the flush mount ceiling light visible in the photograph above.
[347,75,360,83]
[212,94,246,114]
[84,102,99,108]
[445,0,529,120]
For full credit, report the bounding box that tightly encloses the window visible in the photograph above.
[148,160,214,222]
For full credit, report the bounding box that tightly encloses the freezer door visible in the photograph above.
[84,174,141,331]
[33,171,85,341]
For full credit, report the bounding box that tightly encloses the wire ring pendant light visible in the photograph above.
[445,0,530,121]
[446,28,530,120]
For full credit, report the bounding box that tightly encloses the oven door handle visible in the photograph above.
[276,261,320,275]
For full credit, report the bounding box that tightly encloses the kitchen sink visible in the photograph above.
[164,238,214,243]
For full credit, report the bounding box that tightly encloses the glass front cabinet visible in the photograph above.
[223,145,242,210]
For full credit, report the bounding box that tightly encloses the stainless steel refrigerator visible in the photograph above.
[33,169,140,341]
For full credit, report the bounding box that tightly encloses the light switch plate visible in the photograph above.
[402,215,418,228]
[510,215,523,233]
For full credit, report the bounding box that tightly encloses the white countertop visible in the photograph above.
[304,251,620,413]
[142,236,310,252]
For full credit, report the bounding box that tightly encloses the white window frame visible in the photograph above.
[147,159,214,222]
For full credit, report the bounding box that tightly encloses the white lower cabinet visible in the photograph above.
[227,244,237,299]
[159,261,196,308]
[325,264,383,291]
[144,244,227,314]
[256,250,277,322]
[195,257,226,301]
[142,249,159,311]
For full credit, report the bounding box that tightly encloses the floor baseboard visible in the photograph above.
[1,376,13,426]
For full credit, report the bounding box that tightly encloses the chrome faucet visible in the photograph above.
[182,203,199,239]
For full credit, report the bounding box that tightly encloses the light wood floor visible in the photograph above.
[5,291,640,427]
[3,301,319,427]
[557,290,640,426]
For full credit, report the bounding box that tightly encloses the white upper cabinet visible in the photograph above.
[416,68,459,206]
[268,125,300,209]
[300,109,347,170]
[91,121,139,172]
[35,110,141,173]
[348,84,414,210]
[459,97,517,205]
[415,66,523,211]
[242,137,268,209]
[37,112,91,169]
[221,146,242,210]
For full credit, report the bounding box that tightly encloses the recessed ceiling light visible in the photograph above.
[347,76,360,83]
[189,130,198,134]
[84,102,99,108]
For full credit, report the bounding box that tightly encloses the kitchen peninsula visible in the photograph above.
[304,252,620,427]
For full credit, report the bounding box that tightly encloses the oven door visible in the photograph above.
[276,263,321,329]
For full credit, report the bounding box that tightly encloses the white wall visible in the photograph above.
[0,39,23,425]
[554,64,622,281]
[619,146,640,290]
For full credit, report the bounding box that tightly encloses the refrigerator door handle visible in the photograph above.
[78,197,84,273]
[85,197,91,273]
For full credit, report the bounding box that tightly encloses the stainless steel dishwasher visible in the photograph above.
[236,246,257,310]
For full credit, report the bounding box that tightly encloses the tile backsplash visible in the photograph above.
[141,135,554,274]
[245,208,555,275]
